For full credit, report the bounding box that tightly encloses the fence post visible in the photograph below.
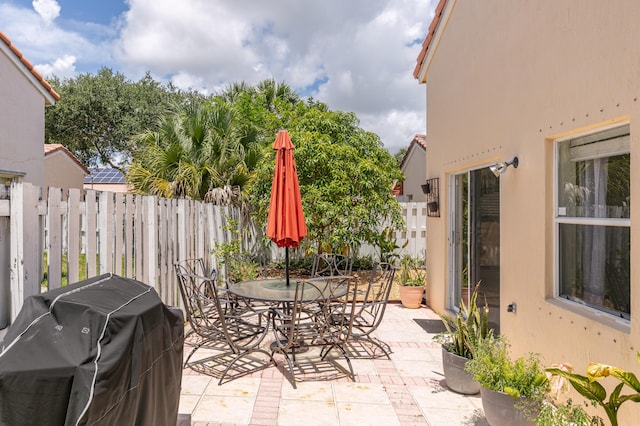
[176,199,186,264]
[9,182,40,322]
[67,188,81,284]
[47,187,63,290]
[98,191,114,274]
[85,190,97,278]
[144,196,157,287]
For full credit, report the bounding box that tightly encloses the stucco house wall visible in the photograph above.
[0,32,58,186]
[415,1,639,418]
[44,144,89,190]
[83,182,130,193]
[398,134,427,202]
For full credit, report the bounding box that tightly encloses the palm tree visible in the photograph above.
[127,100,261,205]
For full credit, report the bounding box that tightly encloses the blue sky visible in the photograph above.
[0,0,436,153]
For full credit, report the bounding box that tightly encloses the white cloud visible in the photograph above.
[35,54,77,79]
[2,0,437,152]
[361,109,426,154]
[170,72,209,94]
[0,3,114,73]
[113,0,435,150]
[32,0,60,25]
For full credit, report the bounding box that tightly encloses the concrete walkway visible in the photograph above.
[178,303,489,426]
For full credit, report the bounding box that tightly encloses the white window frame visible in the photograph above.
[553,123,631,321]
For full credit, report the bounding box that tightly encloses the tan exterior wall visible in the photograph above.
[0,48,46,186]
[421,1,640,418]
[402,147,427,202]
[82,182,130,193]
[44,152,87,190]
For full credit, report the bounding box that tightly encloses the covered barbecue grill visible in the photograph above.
[0,274,184,425]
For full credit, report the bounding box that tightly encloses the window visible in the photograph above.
[555,125,630,319]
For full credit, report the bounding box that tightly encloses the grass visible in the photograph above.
[41,251,89,288]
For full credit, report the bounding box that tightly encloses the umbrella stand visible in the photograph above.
[285,247,290,286]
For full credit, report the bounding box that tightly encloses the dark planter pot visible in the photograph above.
[480,387,538,426]
[441,347,480,395]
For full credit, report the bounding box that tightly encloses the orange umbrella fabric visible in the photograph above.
[266,130,307,248]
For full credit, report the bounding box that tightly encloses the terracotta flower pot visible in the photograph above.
[399,285,424,308]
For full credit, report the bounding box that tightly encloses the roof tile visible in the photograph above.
[0,30,60,102]
[413,0,448,80]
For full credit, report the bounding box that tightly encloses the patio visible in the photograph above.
[177,302,489,426]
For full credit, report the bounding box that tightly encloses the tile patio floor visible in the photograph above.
[178,303,490,426]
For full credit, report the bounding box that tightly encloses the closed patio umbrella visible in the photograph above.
[266,129,307,286]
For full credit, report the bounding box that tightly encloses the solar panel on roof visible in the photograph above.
[84,168,126,184]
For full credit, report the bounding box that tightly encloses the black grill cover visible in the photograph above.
[0,274,184,425]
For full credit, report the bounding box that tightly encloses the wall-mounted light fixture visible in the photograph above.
[489,156,519,177]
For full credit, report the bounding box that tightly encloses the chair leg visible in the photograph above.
[356,336,391,359]
[218,348,276,385]
[183,340,205,367]
[276,350,298,389]
[319,343,355,382]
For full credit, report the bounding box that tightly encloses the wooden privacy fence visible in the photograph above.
[0,182,244,327]
[0,182,426,328]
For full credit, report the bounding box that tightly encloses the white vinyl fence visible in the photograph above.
[0,182,426,328]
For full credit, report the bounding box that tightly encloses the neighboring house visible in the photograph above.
[0,31,59,186]
[83,168,129,193]
[44,144,89,190]
[414,0,637,415]
[396,134,427,202]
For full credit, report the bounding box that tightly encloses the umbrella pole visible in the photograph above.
[285,247,290,286]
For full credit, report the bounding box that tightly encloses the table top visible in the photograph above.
[227,277,348,302]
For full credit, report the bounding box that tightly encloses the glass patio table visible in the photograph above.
[227,277,348,303]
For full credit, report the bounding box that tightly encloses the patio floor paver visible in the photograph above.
[178,303,489,426]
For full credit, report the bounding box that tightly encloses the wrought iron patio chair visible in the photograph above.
[270,275,358,388]
[341,262,396,358]
[311,253,353,277]
[174,258,210,276]
[175,264,275,384]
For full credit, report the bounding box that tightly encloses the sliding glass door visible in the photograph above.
[450,168,501,332]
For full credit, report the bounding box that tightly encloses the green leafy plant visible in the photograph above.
[536,399,603,426]
[371,227,407,264]
[212,217,260,283]
[465,336,549,400]
[546,352,640,426]
[398,255,425,287]
[434,282,493,359]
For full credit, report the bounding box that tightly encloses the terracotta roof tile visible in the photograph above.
[399,134,427,170]
[413,0,448,80]
[0,30,60,102]
[20,56,34,70]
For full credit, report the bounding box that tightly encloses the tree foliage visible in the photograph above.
[250,97,404,254]
[127,99,261,204]
[394,147,407,165]
[45,68,200,168]
[47,70,403,254]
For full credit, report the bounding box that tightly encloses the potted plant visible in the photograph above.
[465,336,549,426]
[434,283,492,394]
[546,352,640,426]
[397,255,425,309]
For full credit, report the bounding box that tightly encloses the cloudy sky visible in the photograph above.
[0,0,435,153]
